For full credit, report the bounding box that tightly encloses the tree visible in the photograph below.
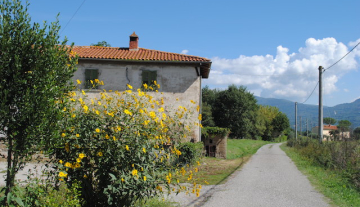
[323,117,336,125]
[0,0,77,203]
[91,40,111,47]
[354,127,360,140]
[212,85,258,138]
[201,102,215,127]
[338,120,351,139]
[272,112,290,138]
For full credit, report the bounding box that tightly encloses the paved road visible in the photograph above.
[202,143,330,207]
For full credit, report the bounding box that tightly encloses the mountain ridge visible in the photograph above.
[255,97,360,130]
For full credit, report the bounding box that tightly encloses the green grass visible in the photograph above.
[227,139,271,159]
[188,139,271,185]
[135,197,180,207]
[281,143,360,207]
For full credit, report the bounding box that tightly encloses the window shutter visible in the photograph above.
[150,71,157,84]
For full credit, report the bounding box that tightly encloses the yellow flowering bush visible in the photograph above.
[52,82,202,206]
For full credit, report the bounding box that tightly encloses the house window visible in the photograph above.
[85,69,99,89]
[142,70,157,90]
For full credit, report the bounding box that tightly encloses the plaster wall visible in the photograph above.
[72,60,202,141]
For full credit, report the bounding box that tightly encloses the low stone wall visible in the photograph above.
[203,134,227,159]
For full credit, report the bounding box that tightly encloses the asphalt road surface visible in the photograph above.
[202,143,330,207]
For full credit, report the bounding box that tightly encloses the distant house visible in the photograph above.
[71,32,212,142]
[311,125,350,140]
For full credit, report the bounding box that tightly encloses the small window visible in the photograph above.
[142,70,158,90]
[85,69,99,89]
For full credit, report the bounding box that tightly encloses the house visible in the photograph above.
[311,125,350,140]
[71,32,211,142]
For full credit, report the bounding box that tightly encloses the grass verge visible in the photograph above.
[281,143,360,207]
[187,139,271,185]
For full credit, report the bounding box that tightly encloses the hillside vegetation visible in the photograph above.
[256,97,360,128]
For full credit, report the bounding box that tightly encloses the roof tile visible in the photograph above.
[71,46,210,62]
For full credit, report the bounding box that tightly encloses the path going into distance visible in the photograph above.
[202,143,330,207]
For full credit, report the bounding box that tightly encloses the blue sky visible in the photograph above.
[27,0,360,106]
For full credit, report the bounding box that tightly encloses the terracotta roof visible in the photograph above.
[72,46,210,62]
[324,125,337,130]
[72,46,211,78]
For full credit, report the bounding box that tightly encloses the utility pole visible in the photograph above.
[299,116,302,136]
[295,102,298,140]
[318,66,324,143]
[306,118,308,137]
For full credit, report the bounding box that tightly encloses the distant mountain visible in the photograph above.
[255,97,360,130]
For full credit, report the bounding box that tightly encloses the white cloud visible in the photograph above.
[204,37,360,103]
[181,49,189,54]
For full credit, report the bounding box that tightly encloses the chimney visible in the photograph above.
[129,32,139,51]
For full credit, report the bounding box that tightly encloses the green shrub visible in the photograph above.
[176,142,204,165]
[287,138,360,190]
[50,83,202,207]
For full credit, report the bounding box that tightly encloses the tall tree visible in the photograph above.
[212,85,258,138]
[353,127,360,140]
[338,120,351,139]
[0,0,77,203]
[323,117,336,125]
[272,111,290,138]
[91,40,111,47]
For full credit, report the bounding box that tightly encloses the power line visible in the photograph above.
[301,40,360,104]
[60,0,87,35]
[324,41,360,72]
[302,81,319,104]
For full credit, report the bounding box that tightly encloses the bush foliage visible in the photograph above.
[287,138,360,190]
[50,81,203,206]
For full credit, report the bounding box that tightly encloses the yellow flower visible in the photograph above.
[198,114,202,121]
[76,134,80,137]
[127,84,133,89]
[126,145,129,151]
[113,136,117,141]
[132,169,138,176]
[142,147,146,153]
[196,105,200,112]
[64,162,72,168]
[82,90,86,95]
[76,158,81,163]
[149,111,156,118]
[143,83,148,89]
[98,152,103,156]
[59,160,63,164]
[105,134,110,139]
[144,176,147,181]
[95,128,100,133]
[98,101,102,106]
[76,79,82,84]
[59,172,68,178]
[72,114,76,118]
[74,163,81,168]
[79,153,86,159]
[139,109,144,113]
[63,107,66,112]
[84,174,88,178]
[83,105,89,112]
[124,109,132,116]
[190,100,195,104]
[121,178,125,182]
[94,79,99,83]
[95,110,100,115]
[116,126,121,131]
[61,133,66,137]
